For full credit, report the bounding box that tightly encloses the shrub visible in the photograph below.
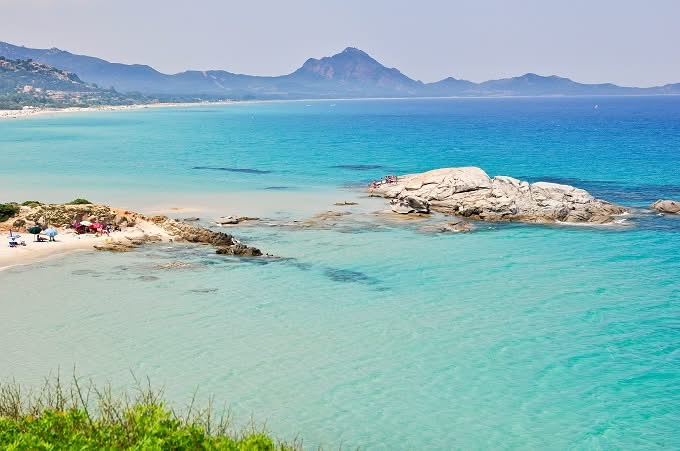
[0,376,299,450]
[12,219,26,229]
[0,203,19,222]
[21,200,43,207]
[66,198,92,205]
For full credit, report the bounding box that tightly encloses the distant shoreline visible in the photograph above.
[2,93,680,120]
[0,101,239,120]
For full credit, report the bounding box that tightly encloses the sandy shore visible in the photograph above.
[0,231,123,270]
[0,210,177,270]
[0,101,236,120]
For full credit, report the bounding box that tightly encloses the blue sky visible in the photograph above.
[2,0,678,86]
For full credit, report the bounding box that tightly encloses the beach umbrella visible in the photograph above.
[27,225,42,241]
[80,220,93,227]
[44,227,58,237]
[7,231,20,240]
[93,222,104,230]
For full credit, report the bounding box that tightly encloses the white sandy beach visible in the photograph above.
[0,231,117,270]
[0,101,237,120]
[0,215,177,270]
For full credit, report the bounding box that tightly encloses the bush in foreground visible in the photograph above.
[0,376,300,450]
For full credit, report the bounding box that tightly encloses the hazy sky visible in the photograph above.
[2,0,678,86]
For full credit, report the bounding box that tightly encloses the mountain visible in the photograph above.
[0,56,95,92]
[0,56,141,109]
[424,77,479,96]
[1,41,679,100]
[288,47,423,96]
[0,42,170,93]
[476,73,650,96]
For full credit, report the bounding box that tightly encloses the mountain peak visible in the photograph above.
[293,47,418,88]
[342,47,368,56]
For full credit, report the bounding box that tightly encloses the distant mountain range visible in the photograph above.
[1,41,679,100]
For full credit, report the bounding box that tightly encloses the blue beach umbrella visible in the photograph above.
[27,225,42,241]
[44,228,58,240]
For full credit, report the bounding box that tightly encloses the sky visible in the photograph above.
[1,0,678,87]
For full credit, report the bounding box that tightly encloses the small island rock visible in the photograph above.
[651,199,680,214]
[370,167,627,224]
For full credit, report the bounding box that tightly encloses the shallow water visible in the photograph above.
[1,97,679,449]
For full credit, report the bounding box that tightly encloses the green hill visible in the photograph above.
[0,56,144,109]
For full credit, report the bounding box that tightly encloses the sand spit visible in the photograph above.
[0,202,262,270]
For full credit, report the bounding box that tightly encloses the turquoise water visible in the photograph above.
[1,97,680,449]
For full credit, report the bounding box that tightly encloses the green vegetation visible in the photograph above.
[0,203,19,222]
[0,56,146,110]
[66,198,92,205]
[20,200,43,207]
[0,376,299,450]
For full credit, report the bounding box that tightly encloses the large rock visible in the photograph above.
[369,167,627,224]
[651,199,680,214]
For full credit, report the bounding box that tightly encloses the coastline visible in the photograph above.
[5,93,680,121]
[0,202,264,271]
[0,215,174,271]
[0,233,115,271]
[0,100,239,120]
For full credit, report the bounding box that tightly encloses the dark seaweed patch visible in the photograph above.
[263,186,291,190]
[188,288,219,293]
[276,258,313,271]
[71,269,103,276]
[137,275,160,281]
[193,166,272,174]
[324,268,376,285]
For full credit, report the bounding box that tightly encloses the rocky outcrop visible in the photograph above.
[2,201,265,257]
[370,167,627,224]
[147,216,263,255]
[216,244,262,257]
[390,195,430,214]
[651,199,680,214]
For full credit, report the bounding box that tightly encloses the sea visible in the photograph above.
[1,97,679,449]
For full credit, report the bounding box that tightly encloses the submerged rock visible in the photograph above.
[216,244,262,257]
[154,261,193,270]
[422,220,475,233]
[94,241,137,252]
[215,216,260,225]
[651,199,680,214]
[370,167,627,224]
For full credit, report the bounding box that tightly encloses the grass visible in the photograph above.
[0,374,302,450]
